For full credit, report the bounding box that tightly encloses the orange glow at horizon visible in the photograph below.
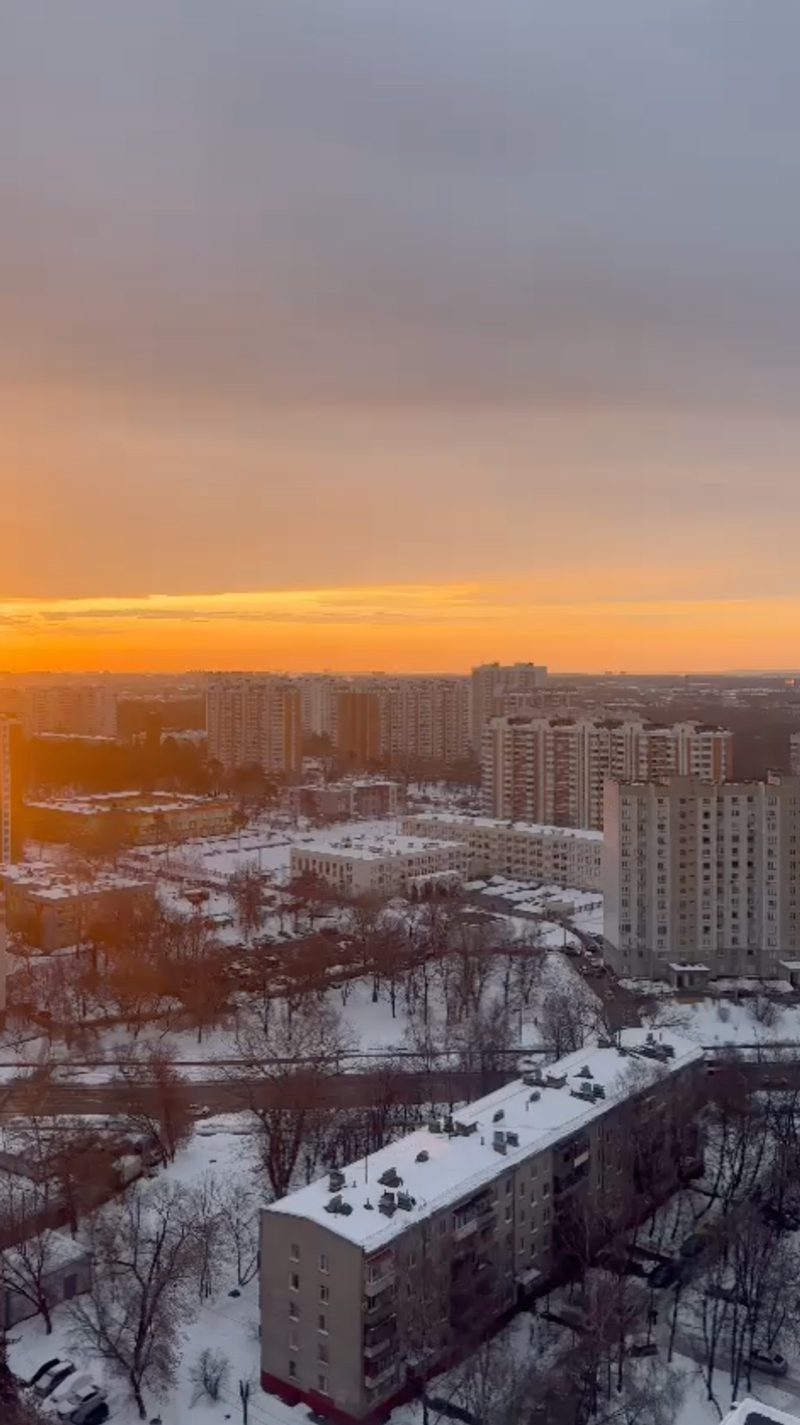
[2,585,799,675]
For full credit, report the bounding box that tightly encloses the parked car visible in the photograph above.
[24,1358,62,1388]
[56,1380,104,1419]
[750,1350,788,1379]
[73,1403,110,1425]
[51,1374,95,1412]
[628,1340,659,1358]
[34,1362,76,1399]
[648,1261,680,1290]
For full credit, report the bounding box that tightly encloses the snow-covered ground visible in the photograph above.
[647,995,800,1049]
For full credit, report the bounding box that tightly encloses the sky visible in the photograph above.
[3,1,800,674]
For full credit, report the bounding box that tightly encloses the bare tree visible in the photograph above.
[539,982,597,1061]
[229,865,266,945]
[69,1179,202,1420]
[112,1043,193,1166]
[217,1178,261,1288]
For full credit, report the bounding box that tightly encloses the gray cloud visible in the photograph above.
[3,1,800,410]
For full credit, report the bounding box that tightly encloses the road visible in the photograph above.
[0,1067,508,1119]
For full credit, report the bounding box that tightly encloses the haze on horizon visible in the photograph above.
[4,1,800,674]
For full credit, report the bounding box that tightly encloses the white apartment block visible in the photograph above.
[206,675,302,775]
[260,1028,703,1422]
[23,683,118,739]
[297,675,341,741]
[603,776,800,983]
[482,717,732,831]
[402,813,602,890]
[289,833,469,898]
[470,662,548,749]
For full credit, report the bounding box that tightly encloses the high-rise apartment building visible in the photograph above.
[481,717,732,830]
[335,680,470,769]
[790,729,800,776]
[603,776,800,981]
[23,683,118,739]
[260,1028,703,1423]
[297,676,340,742]
[206,676,302,776]
[0,717,24,865]
[470,663,548,749]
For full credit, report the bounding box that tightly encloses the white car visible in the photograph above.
[34,1362,76,1399]
[51,1375,97,1416]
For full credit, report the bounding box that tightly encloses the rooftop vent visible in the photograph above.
[529,1090,541,1103]
[324,1194,353,1216]
[379,1192,397,1217]
[415,1150,430,1164]
[378,1167,402,1189]
[544,1073,568,1090]
[397,1190,417,1211]
[522,1070,543,1088]
[429,1121,442,1135]
[597,1035,613,1049]
[493,1110,505,1123]
[576,1066,593,1080]
[506,1131,520,1148]
[592,1084,606,1099]
[493,1130,507,1156]
[328,1170,346,1193]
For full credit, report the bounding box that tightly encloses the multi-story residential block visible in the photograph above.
[289,832,469,898]
[603,775,800,983]
[470,662,548,749]
[206,675,302,776]
[0,717,24,865]
[2,865,155,952]
[790,729,800,776]
[24,791,236,848]
[482,717,732,830]
[297,676,341,741]
[286,780,402,822]
[260,1027,704,1422]
[335,680,470,770]
[401,813,602,890]
[22,683,118,739]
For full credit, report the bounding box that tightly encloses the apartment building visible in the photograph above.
[470,663,548,749]
[603,776,800,982]
[482,717,732,830]
[402,813,602,890]
[0,717,24,865]
[297,676,341,741]
[260,1027,704,1423]
[289,832,469,898]
[25,791,236,848]
[335,680,470,770]
[22,683,118,739]
[2,865,154,952]
[206,675,302,775]
[790,729,800,777]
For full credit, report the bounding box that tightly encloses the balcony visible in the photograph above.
[364,1351,397,1388]
[363,1287,396,1322]
[364,1318,397,1359]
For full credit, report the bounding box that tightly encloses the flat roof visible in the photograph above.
[25,793,233,816]
[267,1028,703,1252]
[404,812,603,843]
[3,864,152,900]
[290,833,467,862]
[723,1402,800,1425]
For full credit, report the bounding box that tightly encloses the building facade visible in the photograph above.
[286,780,402,822]
[790,729,800,777]
[289,833,469,898]
[2,865,155,952]
[22,683,118,739]
[603,776,800,982]
[297,676,341,741]
[0,716,24,865]
[401,813,602,890]
[207,675,303,776]
[482,717,733,830]
[335,680,470,770]
[25,792,236,848]
[470,663,548,750]
[260,1028,704,1423]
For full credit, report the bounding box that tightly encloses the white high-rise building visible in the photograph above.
[23,683,118,739]
[603,775,800,982]
[470,662,547,749]
[296,676,340,741]
[481,717,733,830]
[206,676,302,775]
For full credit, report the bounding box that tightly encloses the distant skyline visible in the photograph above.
[5,4,800,671]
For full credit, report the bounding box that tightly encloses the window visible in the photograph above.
[289,1301,299,1320]
[318,1344,329,1364]
[319,1314,328,1333]
[505,1206,512,1223]
[319,1285,330,1304]
[319,1254,330,1274]
[506,1180,512,1195]
[318,1375,330,1395]
[290,1243,300,1262]
[290,1273,299,1292]
[290,1330,299,1351]
[289,1362,298,1381]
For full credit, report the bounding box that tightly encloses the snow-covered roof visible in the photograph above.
[405,812,603,843]
[267,1028,703,1251]
[722,1402,800,1425]
[25,793,233,816]
[3,864,152,901]
[290,832,467,862]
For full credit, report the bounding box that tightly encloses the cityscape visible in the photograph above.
[5,7,800,1425]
